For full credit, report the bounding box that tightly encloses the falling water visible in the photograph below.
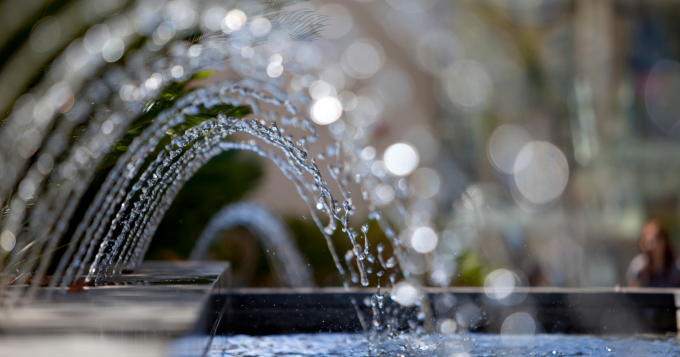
[190,201,315,288]
[0,3,431,352]
[0,0,409,311]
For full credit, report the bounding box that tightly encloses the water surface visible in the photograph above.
[208,332,680,356]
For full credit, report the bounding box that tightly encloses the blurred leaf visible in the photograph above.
[453,250,487,287]
[191,70,214,79]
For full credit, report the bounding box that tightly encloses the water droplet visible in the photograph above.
[361,223,369,233]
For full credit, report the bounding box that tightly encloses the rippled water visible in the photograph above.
[207,333,680,357]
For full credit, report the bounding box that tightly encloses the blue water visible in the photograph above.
[207,333,680,356]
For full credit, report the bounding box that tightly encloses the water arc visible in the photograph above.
[190,201,315,288]
[47,79,346,293]
[0,4,339,304]
[0,0,408,319]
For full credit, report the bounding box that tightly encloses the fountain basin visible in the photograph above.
[207,287,678,335]
[197,287,680,356]
[2,262,678,356]
[0,261,230,357]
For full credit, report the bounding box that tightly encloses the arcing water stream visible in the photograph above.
[0,0,417,336]
[190,201,315,287]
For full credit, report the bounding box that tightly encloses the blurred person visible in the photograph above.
[627,220,680,288]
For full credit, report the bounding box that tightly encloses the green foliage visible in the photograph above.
[190,70,214,79]
[452,250,487,287]
[103,71,252,169]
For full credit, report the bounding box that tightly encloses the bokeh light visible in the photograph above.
[384,143,419,176]
[84,24,110,54]
[488,124,532,174]
[346,96,379,128]
[439,318,457,334]
[374,183,395,206]
[360,146,376,161]
[266,63,284,78]
[411,226,438,253]
[442,60,493,111]
[484,269,517,300]
[393,281,419,306]
[309,80,337,100]
[318,4,353,39]
[311,97,342,125]
[249,18,272,38]
[223,9,247,32]
[102,38,124,62]
[409,167,440,199]
[513,141,569,205]
[321,65,347,92]
[501,312,536,344]
[371,160,388,177]
[203,7,227,31]
[338,91,358,111]
[0,231,16,252]
[342,39,384,79]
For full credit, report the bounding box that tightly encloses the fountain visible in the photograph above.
[0,0,407,354]
[0,0,358,301]
[0,0,679,356]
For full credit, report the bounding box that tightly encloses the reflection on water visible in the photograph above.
[207,333,680,357]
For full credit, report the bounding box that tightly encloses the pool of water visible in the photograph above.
[207,332,680,356]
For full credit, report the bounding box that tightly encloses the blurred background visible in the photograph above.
[139,0,680,289]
